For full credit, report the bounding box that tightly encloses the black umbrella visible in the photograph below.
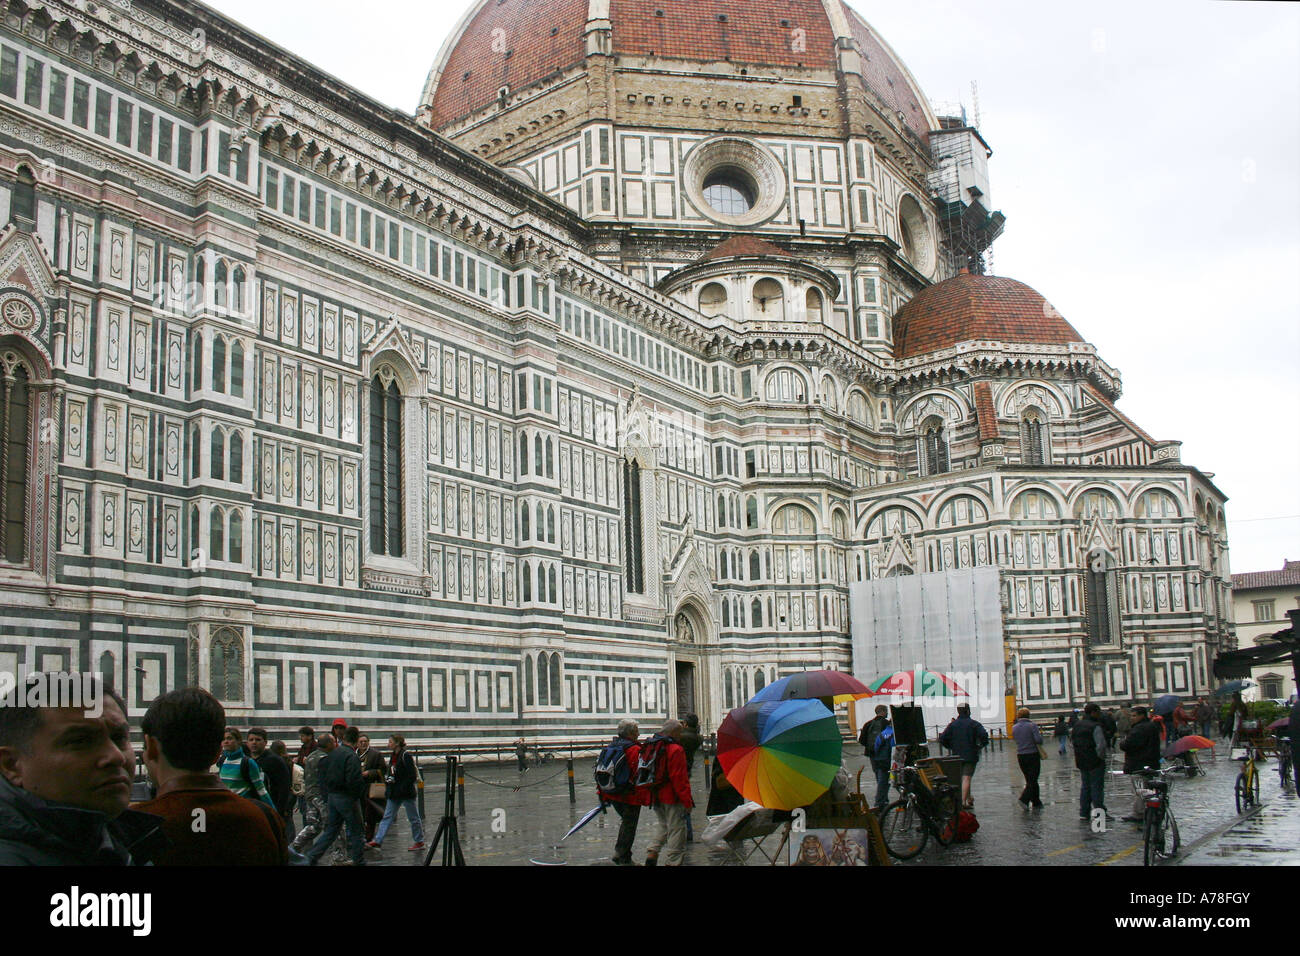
[1212,679,1255,697]
[1152,694,1180,717]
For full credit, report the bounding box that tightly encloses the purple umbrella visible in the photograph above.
[1268,716,1290,732]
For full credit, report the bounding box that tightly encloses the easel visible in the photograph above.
[423,756,466,866]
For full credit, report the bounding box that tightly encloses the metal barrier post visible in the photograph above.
[456,751,466,817]
[567,757,577,804]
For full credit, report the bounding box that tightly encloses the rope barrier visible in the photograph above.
[460,766,570,791]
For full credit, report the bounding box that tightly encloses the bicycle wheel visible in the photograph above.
[881,798,928,860]
[1234,772,1248,813]
[1142,809,1158,867]
[1251,766,1260,806]
[1280,755,1293,790]
[931,789,960,846]
[1163,809,1180,858]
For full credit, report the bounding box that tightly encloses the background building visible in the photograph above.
[1230,561,1300,701]
[0,0,1231,745]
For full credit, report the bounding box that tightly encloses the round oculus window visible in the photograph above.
[702,168,756,216]
[683,136,787,226]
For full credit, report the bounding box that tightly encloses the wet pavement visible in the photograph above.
[332,741,1298,866]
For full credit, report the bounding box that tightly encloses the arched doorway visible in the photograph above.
[671,604,709,720]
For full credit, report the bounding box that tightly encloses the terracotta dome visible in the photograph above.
[892,273,1086,360]
[421,0,933,143]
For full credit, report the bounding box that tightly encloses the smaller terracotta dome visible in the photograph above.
[695,235,794,264]
[892,273,1085,360]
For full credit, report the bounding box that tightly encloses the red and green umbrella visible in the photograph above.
[749,669,874,706]
[868,669,967,697]
[717,699,842,811]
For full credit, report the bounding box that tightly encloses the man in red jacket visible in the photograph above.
[597,719,644,866]
[641,719,693,867]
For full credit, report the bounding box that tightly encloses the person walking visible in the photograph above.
[595,719,644,866]
[305,727,366,866]
[1054,715,1069,755]
[368,734,425,852]
[679,714,702,843]
[1072,703,1109,822]
[938,704,988,809]
[292,733,335,855]
[640,719,693,866]
[1119,705,1163,822]
[1011,708,1044,809]
[356,733,386,844]
[1194,699,1214,739]
[859,705,892,810]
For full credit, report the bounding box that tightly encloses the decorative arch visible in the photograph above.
[1007,486,1065,520]
[998,380,1069,419]
[1071,485,1123,520]
[769,500,818,535]
[818,372,840,412]
[928,489,994,527]
[897,389,967,432]
[762,364,809,404]
[845,388,873,427]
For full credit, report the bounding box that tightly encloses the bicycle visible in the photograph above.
[879,763,959,860]
[1234,743,1262,813]
[1275,737,1293,791]
[1131,766,1180,866]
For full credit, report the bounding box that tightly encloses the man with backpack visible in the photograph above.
[636,719,693,866]
[217,727,275,807]
[858,705,893,810]
[594,719,643,866]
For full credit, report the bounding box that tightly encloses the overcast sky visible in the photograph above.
[203,0,1300,574]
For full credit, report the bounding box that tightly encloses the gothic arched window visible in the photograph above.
[1020,408,1047,465]
[228,509,243,564]
[228,431,243,484]
[0,354,33,563]
[229,340,244,398]
[1085,549,1121,646]
[209,505,225,562]
[920,417,949,476]
[548,654,561,705]
[209,628,244,701]
[622,458,644,594]
[525,657,535,706]
[210,427,224,480]
[212,335,226,393]
[536,653,549,706]
[368,373,404,557]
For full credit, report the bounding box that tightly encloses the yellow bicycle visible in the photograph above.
[1234,743,1261,813]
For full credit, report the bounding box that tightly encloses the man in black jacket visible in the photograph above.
[1119,705,1162,822]
[305,726,366,865]
[1071,703,1109,822]
[246,726,294,825]
[0,675,166,865]
[859,705,892,809]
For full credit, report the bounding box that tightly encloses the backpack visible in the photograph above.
[872,725,895,764]
[632,736,672,791]
[952,810,980,843]
[594,738,635,796]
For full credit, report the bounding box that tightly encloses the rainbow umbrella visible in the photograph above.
[749,669,874,706]
[717,699,842,811]
[868,669,967,697]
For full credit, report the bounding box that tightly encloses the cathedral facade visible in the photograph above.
[0,0,1231,744]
